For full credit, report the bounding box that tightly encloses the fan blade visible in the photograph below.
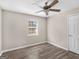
[49,9,61,12]
[45,11,48,15]
[36,10,45,13]
[45,2,48,6]
[46,11,48,15]
[44,10,49,15]
[33,3,43,9]
[48,0,59,8]
[45,0,49,6]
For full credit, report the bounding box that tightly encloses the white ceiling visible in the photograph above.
[0,0,79,17]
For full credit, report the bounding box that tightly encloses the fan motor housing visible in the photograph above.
[43,6,49,10]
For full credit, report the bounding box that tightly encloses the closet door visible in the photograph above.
[68,14,79,54]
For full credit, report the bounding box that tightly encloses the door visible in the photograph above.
[68,14,79,54]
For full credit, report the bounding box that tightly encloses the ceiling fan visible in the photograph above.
[35,0,61,15]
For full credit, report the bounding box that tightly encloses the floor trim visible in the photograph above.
[48,42,68,50]
[0,52,3,56]
[1,41,68,56]
[1,41,47,55]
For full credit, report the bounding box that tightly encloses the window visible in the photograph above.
[28,21,38,36]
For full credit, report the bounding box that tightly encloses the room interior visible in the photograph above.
[0,0,79,59]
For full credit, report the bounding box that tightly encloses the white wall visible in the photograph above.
[48,13,68,50]
[2,10,47,51]
[47,7,79,50]
[0,8,2,55]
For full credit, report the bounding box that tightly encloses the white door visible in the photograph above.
[68,14,79,54]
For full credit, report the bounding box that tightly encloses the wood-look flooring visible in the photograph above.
[1,43,79,59]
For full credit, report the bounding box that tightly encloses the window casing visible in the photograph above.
[28,21,38,36]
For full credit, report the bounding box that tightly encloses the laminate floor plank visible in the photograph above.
[1,43,79,59]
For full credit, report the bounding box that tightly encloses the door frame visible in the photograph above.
[0,8,2,56]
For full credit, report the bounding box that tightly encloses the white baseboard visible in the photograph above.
[0,54,1,56]
[0,41,68,56]
[48,42,68,50]
[1,41,47,55]
[0,51,3,56]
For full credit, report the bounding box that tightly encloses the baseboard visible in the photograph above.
[0,52,3,56]
[1,41,47,55]
[1,41,68,56]
[0,53,1,56]
[48,42,68,50]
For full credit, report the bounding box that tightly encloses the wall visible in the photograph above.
[0,8,2,55]
[2,10,47,51]
[47,7,79,50]
[47,13,68,50]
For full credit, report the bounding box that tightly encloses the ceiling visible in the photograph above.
[0,0,79,17]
